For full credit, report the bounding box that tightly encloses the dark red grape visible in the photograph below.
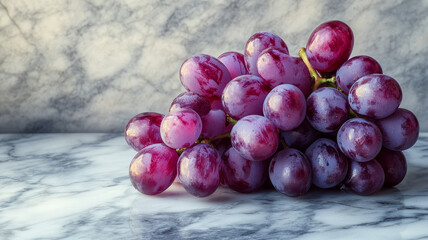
[177,143,221,197]
[231,115,279,161]
[244,32,289,76]
[376,148,407,187]
[129,143,178,195]
[257,47,311,96]
[345,160,385,196]
[348,74,402,119]
[201,109,226,139]
[263,84,306,131]
[218,51,248,79]
[269,148,312,197]
[221,147,268,193]
[337,118,382,162]
[169,92,211,117]
[280,119,321,151]
[305,138,348,188]
[306,20,354,72]
[375,108,419,151]
[125,112,164,151]
[336,55,383,94]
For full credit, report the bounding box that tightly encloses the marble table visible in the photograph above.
[1,133,428,240]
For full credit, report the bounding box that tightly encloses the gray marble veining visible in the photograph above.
[1,133,428,239]
[0,0,427,133]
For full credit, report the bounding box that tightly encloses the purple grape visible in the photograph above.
[257,47,311,96]
[169,92,211,117]
[125,112,164,151]
[345,160,385,196]
[375,108,419,151]
[231,115,279,161]
[244,32,289,76]
[269,148,312,197]
[129,143,178,195]
[263,84,306,131]
[306,20,354,72]
[160,108,202,149]
[305,138,348,188]
[221,147,268,193]
[306,87,349,133]
[201,109,226,139]
[348,74,402,119]
[376,148,407,187]
[222,75,270,120]
[180,54,232,103]
[336,55,383,94]
[218,51,248,79]
[280,119,321,151]
[337,118,383,162]
[177,143,221,197]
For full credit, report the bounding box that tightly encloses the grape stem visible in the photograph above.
[298,48,337,91]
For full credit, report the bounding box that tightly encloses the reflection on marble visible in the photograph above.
[0,0,427,132]
[1,133,428,239]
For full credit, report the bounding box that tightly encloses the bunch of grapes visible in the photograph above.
[125,21,419,197]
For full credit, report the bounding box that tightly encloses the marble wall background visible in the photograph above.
[0,0,427,133]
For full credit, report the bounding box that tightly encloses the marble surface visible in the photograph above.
[1,133,428,240]
[0,0,427,133]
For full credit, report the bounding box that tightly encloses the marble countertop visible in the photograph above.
[1,133,428,240]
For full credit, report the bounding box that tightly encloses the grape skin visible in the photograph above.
[201,109,226,139]
[125,112,164,151]
[376,148,407,187]
[280,119,321,151]
[345,160,385,196]
[170,92,211,117]
[218,51,248,79]
[160,109,202,149]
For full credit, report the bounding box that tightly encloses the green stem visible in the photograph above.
[280,138,289,149]
[227,115,237,125]
[349,108,360,119]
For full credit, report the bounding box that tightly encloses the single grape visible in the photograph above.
[336,55,383,94]
[345,160,385,196]
[280,119,321,151]
[263,84,306,131]
[177,143,221,197]
[169,92,211,117]
[306,87,349,133]
[125,112,164,151]
[375,108,419,151]
[244,32,289,76]
[269,148,312,197]
[222,147,268,193]
[306,20,354,72]
[160,108,202,149]
[376,148,407,187]
[180,54,232,103]
[222,75,270,120]
[305,138,348,188]
[348,74,402,119]
[231,115,279,161]
[218,51,248,79]
[337,118,382,162]
[201,109,226,139]
[129,143,178,195]
[257,47,311,96]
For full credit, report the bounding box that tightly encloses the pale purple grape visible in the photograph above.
[129,143,178,195]
[375,108,419,151]
[337,118,382,162]
[305,138,348,188]
[336,55,383,94]
[169,92,211,117]
[160,109,202,149]
[231,115,279,161]
[218,51,248,79]
[348,74,402,119]
[269,148,312,197]
[306,87,349,133]
[222,147,268,193]
[124,112,164,151]
[263,84,306,131]
[257,47,311,96]
[306,20,354,72]
[201,109,226,139]
[244,32,289,76]
[180,54,232,104]
[222,75,270,120]
[280,119,321,151]
[376,148,407,187]
[345,160,385,196]
[177,143,221,197]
